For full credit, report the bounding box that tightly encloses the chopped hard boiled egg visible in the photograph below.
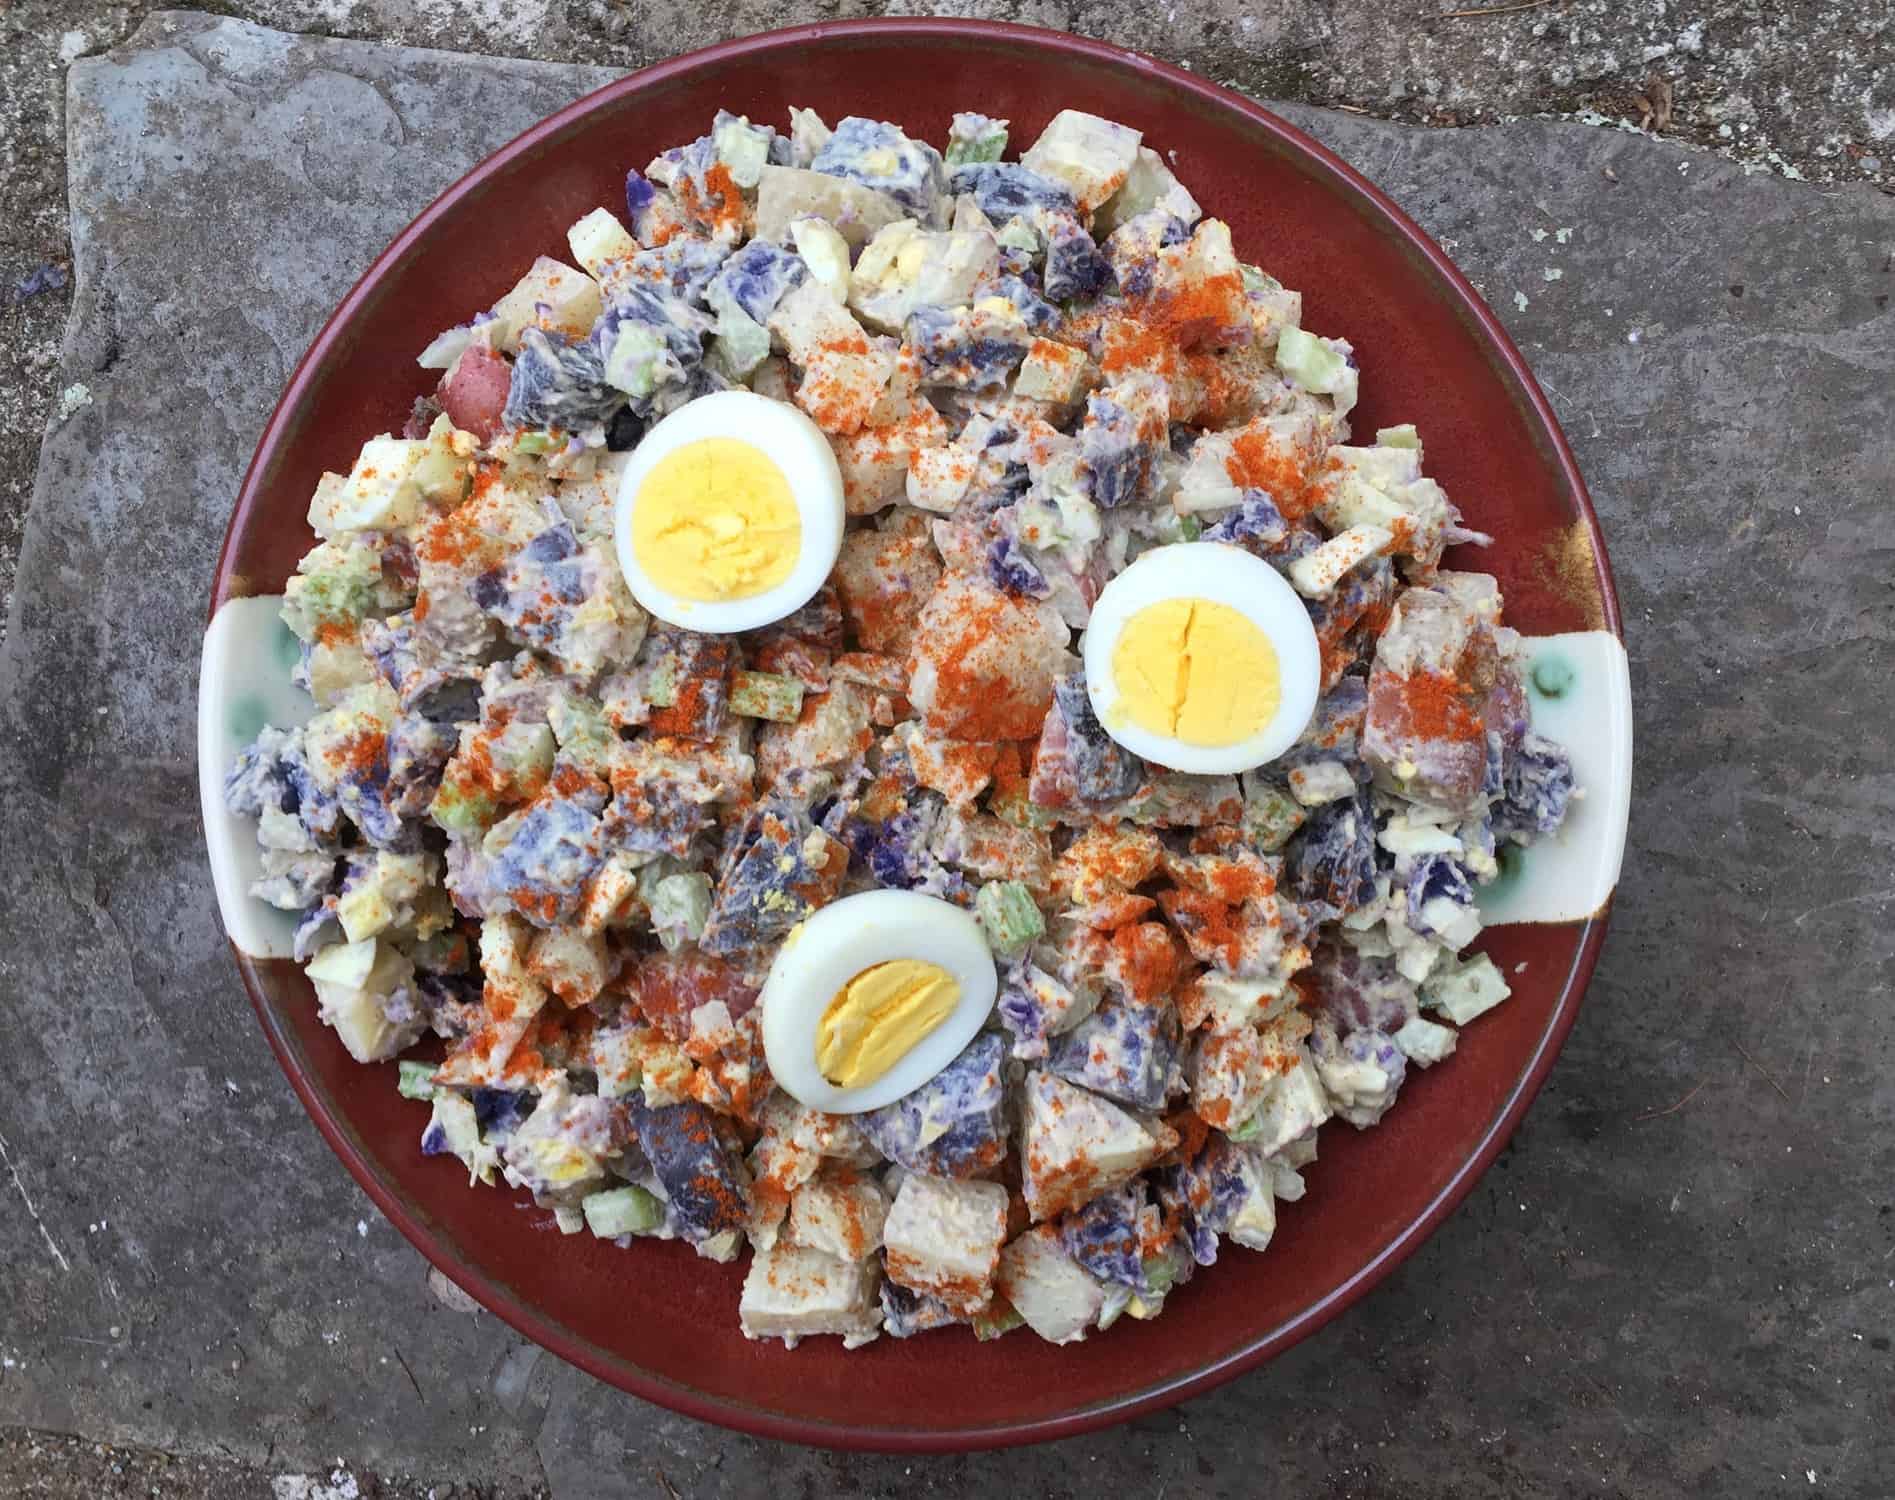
[613,389,844,632]
[760,890,998,1114]
[1081,541,1320,774]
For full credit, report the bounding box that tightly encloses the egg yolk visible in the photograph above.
[631,437,801,601]
[815,960,961,1089]
[1110,597,1281,747]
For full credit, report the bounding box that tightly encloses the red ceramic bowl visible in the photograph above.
[210,18,1620,1450]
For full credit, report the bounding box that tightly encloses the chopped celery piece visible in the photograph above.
[429,778,498,839]
[554,1205,586,1235]
[729,669,806,723]
[1421,952,1511,1024]
[1153,510,1202,545]
[583,1184,666,1238]
[971,1299,1024,1341]
[976,880,1045,958]
[549,694,618,773]
[989,778,1057,832]
[945,112,1009,166]
[1226,1105,1267,1142]
[1242,779,1306,852]
[281,543,381,643]
[1276,326,1351,397]
[1141,1253,1178,1296]
[397,1060,439,1100]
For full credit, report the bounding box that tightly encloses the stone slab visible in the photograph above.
[2,12,1891,1496]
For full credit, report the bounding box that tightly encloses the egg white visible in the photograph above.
[612,389,844,633]
[1081,540,1321,775]
[760,890,999,1114]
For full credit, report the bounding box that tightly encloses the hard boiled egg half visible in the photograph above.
[1082,541,1321,774]
[760,890,998,1114]
[613,389,845,632]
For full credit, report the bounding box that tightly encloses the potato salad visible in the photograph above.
[223,105,1577,1348]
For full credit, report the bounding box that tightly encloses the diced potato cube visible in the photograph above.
[1021,109,1143,214]
[831,402,950,515]
[526,927,611,1005]
[1018,1071,1177,1222]
[906,573,1067,742]
[755,166,908,247]
[996,1225,1106,1344]
[488,256,603,352]
[1012,338,1091,404]
[306,939,421,1063]
[788,1170,889,1262]
[1093,145,1202,236]
[1395,1015,1459,1067]
[566,207,638,279]
[1241,1048,1333,1156]
[302,633,377,706]
[322,435,428,533]
[882,1174,1009,1315]
[796,344,897,436]
[306,472,349,536]
[1421,952,1511,1024]
[789,217,852,301]
[848,222,999,334]
[1288,523,1393,599]
[739,1242,883,1346]
[905,442,978,514]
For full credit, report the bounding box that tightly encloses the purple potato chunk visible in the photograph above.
[1045,997,1178,1113]
[1078,390,1160,510]
[362,614,481,722]
[812,117,949,222]
[292,901,341,963]
[699,799,847,955]
[1041,215,1113,302]
[1200,491,1289,551]
[624,234,729,305]
[906,303,1031,390]
[472,1087,537,1138]
[598,775,710,858]
[385,713,458,818]
[987,537,1051,600]
[1305,941,1418,1035]
[503,327,622,435]
[492,791,606,927]
[416,970,482,1041]
[1053,674,1145,804]
[629,1097,751,1241]
[1056,1181,1149,1289]
[947,161,1077,220]
[708,239,808,323]
[1495,730,1575,838]
[1287,788,1378,914]
[880,1279,962,1338]
[225,726,343,846]
[990,274,1060,333]
[1403,854,1475,940]
[858,1032,1008,1178]
[1154,1134,1271,1268]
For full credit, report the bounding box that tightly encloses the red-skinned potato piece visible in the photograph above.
[438,343,511,442]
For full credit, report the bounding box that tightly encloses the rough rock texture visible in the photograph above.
[2,12,1892,1498]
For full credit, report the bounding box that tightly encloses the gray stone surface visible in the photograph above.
[3,11,1893,1495]
[3,0,1889,633]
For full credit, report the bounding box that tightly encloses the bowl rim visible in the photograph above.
[210,15,1622,1451]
